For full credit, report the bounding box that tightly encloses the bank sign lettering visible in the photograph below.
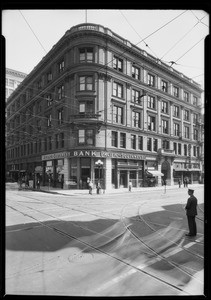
[42,150,145,161]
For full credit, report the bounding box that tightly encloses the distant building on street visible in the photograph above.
[6,23,204,189]
[6,68,27,101]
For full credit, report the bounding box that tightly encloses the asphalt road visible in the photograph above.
[5,185,204,296]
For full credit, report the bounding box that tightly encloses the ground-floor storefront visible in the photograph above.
[6,149,202,190]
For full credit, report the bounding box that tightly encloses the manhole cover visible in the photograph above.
[68,252,94,263]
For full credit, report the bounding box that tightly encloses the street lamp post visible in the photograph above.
[95,159,103,194]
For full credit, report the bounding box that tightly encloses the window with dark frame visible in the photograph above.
[79,48,94,63]
[147,137,152,151]
[162,119,169,134]
[131,134,136,149]
[111,131,118,147]
[113,105,124,124]
[148,115,156,131]
[113,82,123,98]
[120,132,126,148]
[59,60,65,73]
[147,74,155,87]
[138,136,143,150]
[113,56,123,72]
[161,101,168,114]
[79,76,93,91]
[132,111,141,128]
[132,65,140,80]
[147,95,156,109]
[161,80,168,92]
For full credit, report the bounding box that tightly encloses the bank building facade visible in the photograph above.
[6,23,203,190]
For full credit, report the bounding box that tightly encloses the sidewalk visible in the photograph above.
[35,183,204,196]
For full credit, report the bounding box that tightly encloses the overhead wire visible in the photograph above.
[19,10,47,54]
[7,10,205,149]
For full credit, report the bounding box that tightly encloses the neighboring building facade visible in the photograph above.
[6,68,27,101]
[6,23,203,189]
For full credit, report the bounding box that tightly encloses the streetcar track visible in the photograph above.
[6,202,191,295]
[137,206,204,260]
[6,193,204,294]
[120,205,203,280]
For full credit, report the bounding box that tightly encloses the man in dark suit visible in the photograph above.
[185,189,197,237]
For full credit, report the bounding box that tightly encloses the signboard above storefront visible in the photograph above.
[42,150,146,161]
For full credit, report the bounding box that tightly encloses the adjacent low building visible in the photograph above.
[6,23,204,189]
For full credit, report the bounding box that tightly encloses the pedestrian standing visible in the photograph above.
[183,178,186,187]
[128,181,132,192]
[89,181,93,195]
[185,189,197,237]
[178,179,181,188]
[186,178,189,188]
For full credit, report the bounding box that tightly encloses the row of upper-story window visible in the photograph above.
[6,127,200,160]
[7,77,201,135]
[6,46,200,113]
[6,99,199,143]
[111,130,200,156]
[6,132,65,159]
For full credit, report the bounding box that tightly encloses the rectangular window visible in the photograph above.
[113,105,124,124]
[148,74,155,87]
[147,137,152,151]
[173,142,177,154]
[60,132,64,148]
[162,119,169,134]
[161,101,168,114]
[161,80,168,92]
[184,110,189,121]
[78,129,94,145]
[173,105,179,118]
[47,114,52,127]
[173,123,180,136]
[58,109,63,125]
[193,113,198,124]
[147,96,156,109]
[148,115,156,131]
[8,79,15,87]
[59,60,65,72]
[79,48,94,63]
[173,86,179,98]
[79,101,94,114]
[138,136,143,150]
[193,128,198,140]
[44,138,47,151]
[46,94,53,106]
[132,89,141,104]
[47,71,53,82]
[58,85,65,100]
[184,91,189,102]
[132,111,141,128]
[113,82,123,98]
[178,143,181,155]
[120,132,126,148]
[162,139,170,150]
[111,131,118,147]
[193,145,196,157]
[131,134,136,149]
[184,126,190,139]
[184,144,187,156]
[113,56,123,72]
[153,138,158,152]
[132,65,140,80]
[193,96,198,106]
[48,136,52,150]
[79,76,93,91]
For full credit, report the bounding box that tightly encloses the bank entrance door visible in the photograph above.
[80,158,91,189]
[119,170,127,188]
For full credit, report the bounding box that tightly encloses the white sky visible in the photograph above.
[2,9,209,91]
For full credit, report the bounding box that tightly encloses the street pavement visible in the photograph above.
[5,184,204,296]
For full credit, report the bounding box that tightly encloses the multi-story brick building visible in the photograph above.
[6,23,203,189]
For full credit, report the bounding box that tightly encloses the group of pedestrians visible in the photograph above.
[178,177,189,188]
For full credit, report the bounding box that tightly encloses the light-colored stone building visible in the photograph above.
[6,23,203,189]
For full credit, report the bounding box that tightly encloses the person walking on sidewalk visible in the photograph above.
[88,181,93,195]
[185,188,197,237]
[128,181,132,192]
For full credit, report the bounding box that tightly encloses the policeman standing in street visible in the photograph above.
[185,189,197,237]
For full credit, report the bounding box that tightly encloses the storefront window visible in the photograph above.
[69,157,77,185]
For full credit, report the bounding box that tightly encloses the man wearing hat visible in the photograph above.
[185,189,197,237]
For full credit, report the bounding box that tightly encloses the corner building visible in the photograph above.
[6,23,203,190]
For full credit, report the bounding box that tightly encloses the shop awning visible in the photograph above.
[146,170,164,177]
